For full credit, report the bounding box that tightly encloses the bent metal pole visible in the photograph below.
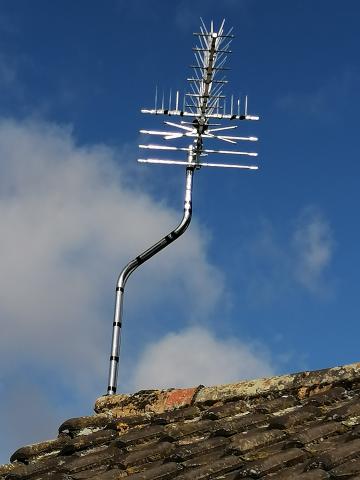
[107,165,194,395]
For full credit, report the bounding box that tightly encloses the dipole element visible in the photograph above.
[107,162,194,395]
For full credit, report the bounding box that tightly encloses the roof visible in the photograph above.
[2,362,360,479]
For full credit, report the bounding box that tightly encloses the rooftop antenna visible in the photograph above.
[107,19,260,395]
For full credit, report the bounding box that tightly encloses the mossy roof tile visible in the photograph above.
[3,362,360,479]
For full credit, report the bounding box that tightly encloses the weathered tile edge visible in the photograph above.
[94,387,200,415]
[94,362,360,416]
[194,362,360,404]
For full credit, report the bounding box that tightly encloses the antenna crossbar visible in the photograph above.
[186,93,226,98]
[139,144,258,156]
[187,78,228,84]
[193,32,235,38]
[138,159,258,169]
[141,109,259,121]
[192,48,232,54]
[190,65,230,71]
[140,129,258,143]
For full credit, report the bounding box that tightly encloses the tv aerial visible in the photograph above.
[107,19,259,395]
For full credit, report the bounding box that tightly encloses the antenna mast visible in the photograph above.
[107,19,260,395]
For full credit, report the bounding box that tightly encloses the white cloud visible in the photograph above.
[131,326,275,390]
[240,208,335,304]
[292,208,334,293]
[0,117,226,461]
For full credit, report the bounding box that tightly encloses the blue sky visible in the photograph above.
[1,0,360,463]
